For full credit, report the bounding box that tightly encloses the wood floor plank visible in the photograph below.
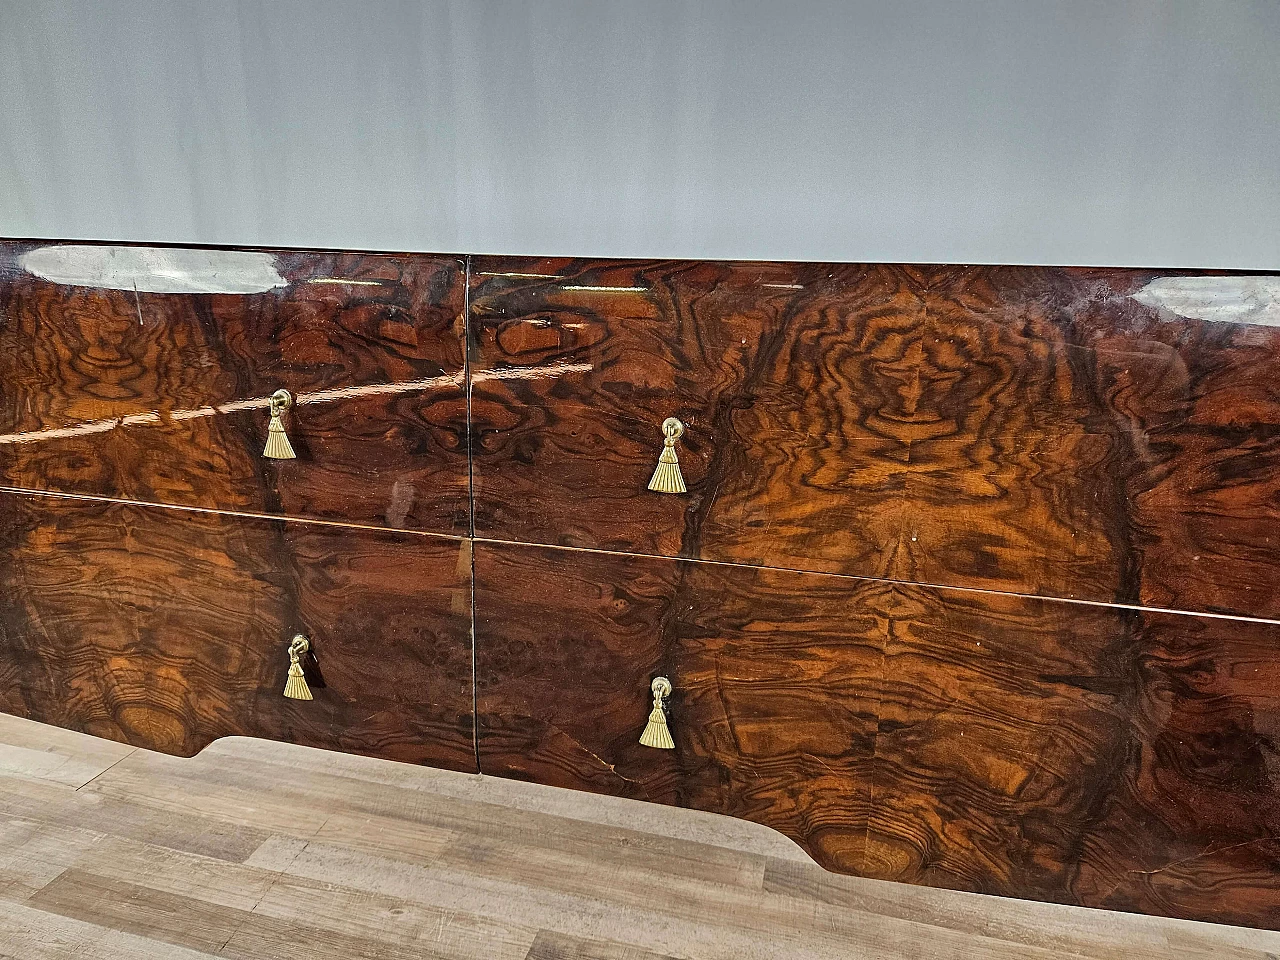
[203,735,811,861]
[90,748,769,890]
[0,819,74,902]
[310,810,458,862]
[277,814,1238,960]
[0,817,534,960]
[225,872,536,960]
[0,713,135,788]
[0,818,282,913]
[525,930,678,960]
[0,898,220,959]
[88,747,468,835]
[28,870,246,954]
[0,740,132,790]
[0,772,269,862]
[0,713,1276,959]
[220,914,464,960]
[31,864,530,960]
[763,856,1280,960]
[248,836,1111,960]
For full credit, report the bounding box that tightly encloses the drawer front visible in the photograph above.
[469,257,921,579]
[471,258,1280,619]
[475,541,1280,927]
[0,492,475,770]
[474,541,882,873]
[901,266,1280,618]
[0,242,468,535]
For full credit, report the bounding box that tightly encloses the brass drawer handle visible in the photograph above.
[639,676,675,749]
[282,634,313,700]
[647,418,686,494]
[263,389,297,460]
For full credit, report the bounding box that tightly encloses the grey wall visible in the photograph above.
[2,0,1278,268]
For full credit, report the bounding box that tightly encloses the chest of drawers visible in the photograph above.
[2,240,1279,929]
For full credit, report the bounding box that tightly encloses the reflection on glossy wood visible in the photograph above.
[474,540,1280,927]
[470,258,1280,618]
[0,241,469,535]
[1074,610,1280,927]
[0,493,475,770]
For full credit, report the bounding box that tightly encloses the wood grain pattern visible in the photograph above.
[864,587,1138,903]
[0,241,469,535]
[1074,609,1280,927]
[4,242,1280,930]
[474,541,882,874]
[470,257,1280,618]
[469,257,922,576]
[474,540,1280,927]
[869,596,1280,928]
[0,491,475,770]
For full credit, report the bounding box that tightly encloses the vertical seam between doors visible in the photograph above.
[463,253,475,538]
[463,255,480,772]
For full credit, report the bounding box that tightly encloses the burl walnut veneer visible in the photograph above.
[470,258,1280,618]
[2,241,1279,929]
[0,242,469,535]
[474,541,1280,928]
[0,493,475,769]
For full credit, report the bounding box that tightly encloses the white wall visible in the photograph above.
[1,0,1278,268]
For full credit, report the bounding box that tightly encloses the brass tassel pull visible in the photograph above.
[282,634,313,701]
[647,418,686,494]
[639,676,675,749]
[263,389,297,460]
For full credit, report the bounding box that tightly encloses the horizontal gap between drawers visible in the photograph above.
[468,535,1280,627]
[2,485,1276,628]
[0,486,466,543]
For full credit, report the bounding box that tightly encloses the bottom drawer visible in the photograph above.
[474,541,1280,929]
[0,493,475,772]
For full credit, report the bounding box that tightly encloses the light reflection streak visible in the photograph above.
[1131,276,1280,327]
[0,363,593,446]
[561,285,649,293]
[474,362,593,381]
[475,272,562,280]
[306,278,392,288]
[19,246,287,295]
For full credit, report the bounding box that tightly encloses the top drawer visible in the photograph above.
[0,243,468,535]
[470,257,1280,618]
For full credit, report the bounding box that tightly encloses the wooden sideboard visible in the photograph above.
[2,240,1278,928]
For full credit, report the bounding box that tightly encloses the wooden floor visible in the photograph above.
[0,716,1274,960]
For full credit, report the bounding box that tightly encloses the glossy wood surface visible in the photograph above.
[0,491,475,770]
[475,541,1280,928]
[4,241,1280,930]
[474,541,882,872]
[470,258,1280,618]
[0,241,469,535]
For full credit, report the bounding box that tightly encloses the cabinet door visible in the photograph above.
[0,492,475,771]
[474,540,1280,927]
[0,242,468,535]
